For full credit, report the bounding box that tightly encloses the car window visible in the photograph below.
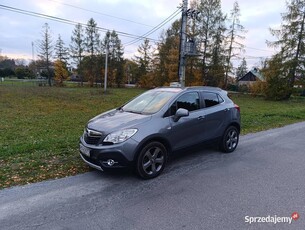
[169,92,200,115]
[122,90,176,114]
[202,92,223,108]
[218,94,224,103]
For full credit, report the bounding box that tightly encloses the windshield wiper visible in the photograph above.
[124,110,143,114]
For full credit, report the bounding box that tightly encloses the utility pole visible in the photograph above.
[32,42,35,61]
[104,40,109,93]
[178,0,188,88]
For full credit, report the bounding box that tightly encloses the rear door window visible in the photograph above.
[202,92,223,108]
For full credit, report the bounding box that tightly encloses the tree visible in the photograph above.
[207,16,226,87]
[261,54,292,100]
[155,20,180,87]
[224,1,246,88]
[134,38,153,87]
[198,0,226,86]
[0,68,15,77]
[109,31,124,87]
[37,23,53,86]
[268,0,305,98]
[54,60,69,86]
[15,59,26,67]
[101,30,124,87]
[124,59,138,84]
[236,57,248,79]
[70,23,85,85]
[55,34,69,65]
[0,58,15,69]
[15,67,35,79]
[85,18,100,86]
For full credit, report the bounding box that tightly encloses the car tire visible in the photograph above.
[136,142,167,179]
[220,126,239,153]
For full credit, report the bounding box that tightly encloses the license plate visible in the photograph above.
[80,144,90,157]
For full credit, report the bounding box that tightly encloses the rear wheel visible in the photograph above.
[136,142,167,179]
[220,126,239,153]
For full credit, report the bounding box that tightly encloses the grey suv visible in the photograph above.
[80,87,240,179]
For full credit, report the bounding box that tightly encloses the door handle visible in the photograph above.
[198,115,205,120]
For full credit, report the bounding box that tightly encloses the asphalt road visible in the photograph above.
[1,122,305,230]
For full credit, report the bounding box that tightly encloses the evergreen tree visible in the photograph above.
[85,18,100,86]
[134,39,153,86]
[101,30,124,87]
[208,15,226,87]
[236,57,248,79]
[55,34,69,64]
[268,0,305,97]
[198,0,226,86]
[155,20,180,86]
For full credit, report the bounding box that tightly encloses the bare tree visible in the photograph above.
[224,1,246,88]
[38,23,53,86]
[70,23,85,85]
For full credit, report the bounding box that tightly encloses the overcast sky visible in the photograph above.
[0,0,287,68]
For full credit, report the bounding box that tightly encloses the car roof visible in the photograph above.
[185,86,223,92]
[155,86,224,93]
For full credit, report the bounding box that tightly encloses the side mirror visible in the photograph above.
[173,108,189,122]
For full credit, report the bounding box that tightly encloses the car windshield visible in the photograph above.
[122,90,176,114]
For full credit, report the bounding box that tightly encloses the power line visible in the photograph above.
[123,8,181,46]
[233,41,274,53]
[231,56,271,61]
[0,4,159,42]
[46,0,154,28]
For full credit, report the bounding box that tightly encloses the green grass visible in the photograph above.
[0,85,144,189]
[0,85,305,189]
[230,93,305,133]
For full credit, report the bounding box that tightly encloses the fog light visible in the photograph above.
[107,159,115,166]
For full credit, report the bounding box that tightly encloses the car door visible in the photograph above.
[167,91,206,150]
[200,91,228,140]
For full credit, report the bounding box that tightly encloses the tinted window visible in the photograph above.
[170,92,200,115]
[202,92,222,108]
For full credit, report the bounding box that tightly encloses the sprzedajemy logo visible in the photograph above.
[245,212,299,225]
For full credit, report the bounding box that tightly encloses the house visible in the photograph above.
[238,68,264,86]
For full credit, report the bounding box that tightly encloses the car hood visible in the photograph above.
[87,109,151,133]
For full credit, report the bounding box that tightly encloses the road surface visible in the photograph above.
[1,122,305,230]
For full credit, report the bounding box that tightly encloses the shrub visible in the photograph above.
[250,81,267,96]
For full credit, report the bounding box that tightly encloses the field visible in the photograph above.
[1,84,305,189]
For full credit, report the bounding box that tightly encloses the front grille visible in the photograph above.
[84,135,101,145]
[83,128,103,145]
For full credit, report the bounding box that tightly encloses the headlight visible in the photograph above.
[103,129,137,144]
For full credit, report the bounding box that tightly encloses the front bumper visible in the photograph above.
[79,136,139,170]
[80,153,104,171]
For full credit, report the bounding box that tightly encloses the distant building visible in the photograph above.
[238,68,264,86]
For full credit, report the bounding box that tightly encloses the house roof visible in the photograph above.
[238,68,264,82]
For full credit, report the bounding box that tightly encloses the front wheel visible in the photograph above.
[220,126,239,153]
[136,142,167,179]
